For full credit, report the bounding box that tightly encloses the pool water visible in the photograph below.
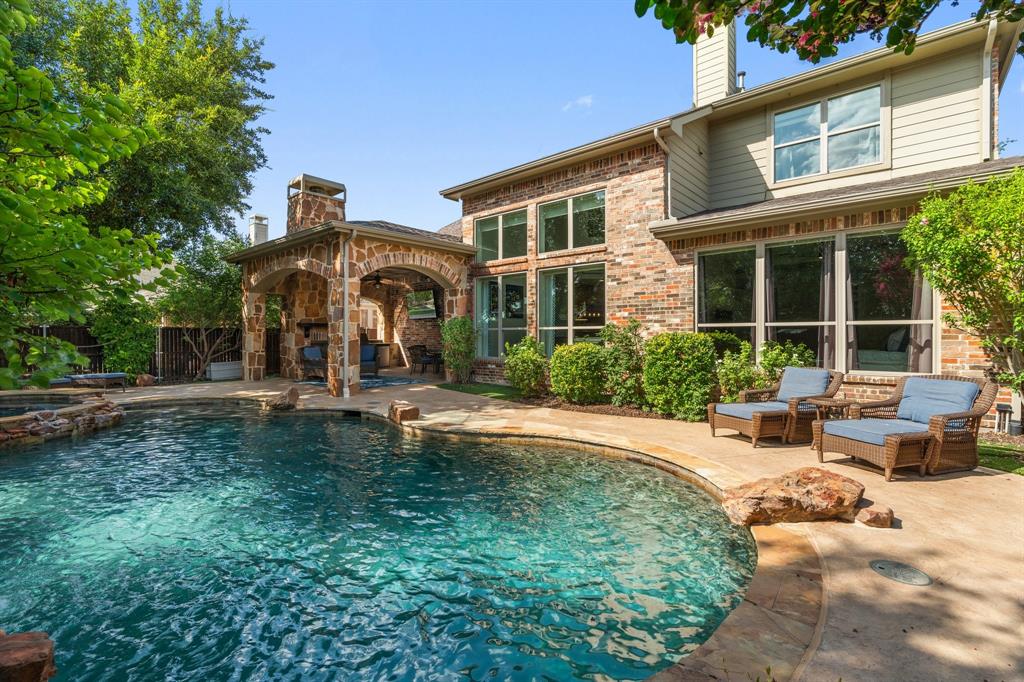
[0,407,755,680]
[0,403,65,417]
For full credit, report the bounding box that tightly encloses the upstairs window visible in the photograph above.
[474,209,527,262]
[773,85,881,183]
[539,190,605,253]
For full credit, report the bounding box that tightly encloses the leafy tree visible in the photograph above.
[903,169,1024,400]
[14,0,273,248]
[157,234,246,379]
[0,0,168,388]
[635,1,1024,63]
[89,296,157,378]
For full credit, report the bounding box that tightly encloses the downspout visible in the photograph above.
[981,18,997,160]
[653,126,671,219]
[341,228,357,398]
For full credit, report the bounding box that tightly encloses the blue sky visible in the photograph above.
[226,1,1023,240]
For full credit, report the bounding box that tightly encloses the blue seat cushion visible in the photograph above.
[896,377,980,424]
[49,377,73,385]
[716,401,793,420]
[823,418,929,446]
[777,367,831,402]
[70,373,126,380]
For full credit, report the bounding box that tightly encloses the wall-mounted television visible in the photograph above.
[406,289,438,320]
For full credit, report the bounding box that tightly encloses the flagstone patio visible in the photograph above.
[107,377,1024,681]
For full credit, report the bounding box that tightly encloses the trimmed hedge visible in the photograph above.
[599,320,646,407]
[504,336,548,397]
[549,342,607,404]
[643,332,718,421]
[707,331,744,359]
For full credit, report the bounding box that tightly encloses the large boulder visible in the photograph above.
[388,400,420,424]
[722,467,865,526]
[0,631,57,681]
[264,387,299,411]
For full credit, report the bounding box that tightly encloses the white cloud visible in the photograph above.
[562,95,594,112]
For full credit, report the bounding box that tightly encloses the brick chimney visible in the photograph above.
[692,21,737,108]
[286,174,346,233]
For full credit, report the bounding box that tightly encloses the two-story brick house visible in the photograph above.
[439,18,1022,413]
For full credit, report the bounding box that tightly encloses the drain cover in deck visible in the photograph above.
[869,560,932,586]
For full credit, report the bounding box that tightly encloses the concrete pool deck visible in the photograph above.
[99,377,1022,681]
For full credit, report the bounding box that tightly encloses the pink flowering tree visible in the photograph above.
[634,1,1024,63]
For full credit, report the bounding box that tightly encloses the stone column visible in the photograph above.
[326,276,361,397]
[242,290,266,381]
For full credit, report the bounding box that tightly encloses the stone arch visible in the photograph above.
[249,255,332,294]
[354,251,465,291]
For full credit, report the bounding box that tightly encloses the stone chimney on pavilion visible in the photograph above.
[692,20,737,108]
[248,214,268,245]
[286,174,347,234]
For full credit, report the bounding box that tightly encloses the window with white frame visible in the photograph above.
[695,230,934,373]
[538,263,605,356]
[475,273,527,358]
[773,85,882,183]
[474,209,527,262]
[538,190,605,253]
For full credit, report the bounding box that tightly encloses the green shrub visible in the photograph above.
[643,332,718,420]
[717,341,761,403]
[439,316,476,383]
[759,340,816,381]
[599,320,646,407]
[707,331,744,359]
[504,336,548,396]
[89,296,157,379]
[549,342,607,404]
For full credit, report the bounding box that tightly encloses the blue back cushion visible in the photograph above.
[360,345,376,362]
[777,367,830,402]
[896,377,980,424]
[302,345,322,360]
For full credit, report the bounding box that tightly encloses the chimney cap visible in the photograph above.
[288,173,346,198]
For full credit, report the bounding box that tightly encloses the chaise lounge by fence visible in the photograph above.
[708,367,844,446]
[813,375,998,481]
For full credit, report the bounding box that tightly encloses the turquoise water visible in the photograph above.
[0,407,756,680]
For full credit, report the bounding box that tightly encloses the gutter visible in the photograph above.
[982,19,997,161]
[650,163,1021,239]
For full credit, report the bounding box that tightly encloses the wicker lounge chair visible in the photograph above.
[300,344,327,381]
[708,367,844,446]
[359,344,379,377]
[813,375,997,481]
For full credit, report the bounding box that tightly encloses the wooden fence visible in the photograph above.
[28,325,281,381]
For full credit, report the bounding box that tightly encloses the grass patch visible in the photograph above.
[438,382,523,401]
[979,442,1024,475]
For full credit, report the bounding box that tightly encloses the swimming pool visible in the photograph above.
[0,407,755,680]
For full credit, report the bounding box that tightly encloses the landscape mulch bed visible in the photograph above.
[981,432,1024,451]
[516,396,672,420]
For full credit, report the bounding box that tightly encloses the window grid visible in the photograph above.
[695,230,938,375]
[772,85,882,183]
[474,273,527,359]
[537,190,606,254]
[538,263,606,354]
[474,209,527,262]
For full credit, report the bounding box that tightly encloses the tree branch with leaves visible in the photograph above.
[635,1,1024,63]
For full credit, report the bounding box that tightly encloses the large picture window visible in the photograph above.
[696,229,935,373]
[773,85,882,183]
[538,263,605,355]
[697,248,755,344]
[539,190,605,253]
[474,209,527,262]
[475,273,527,358]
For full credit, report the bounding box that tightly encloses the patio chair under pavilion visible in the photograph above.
[225,174,474,398]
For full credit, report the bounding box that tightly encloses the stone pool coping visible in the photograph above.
[115,393,825,681]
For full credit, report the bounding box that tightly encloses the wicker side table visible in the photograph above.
[807,397,853,449]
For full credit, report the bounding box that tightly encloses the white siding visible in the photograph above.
[890,48,983,175]
[708,112,768,208]
[668,120,709,217]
